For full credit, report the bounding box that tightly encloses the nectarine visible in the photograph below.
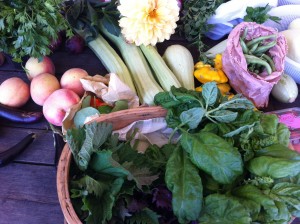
[30,73,61,106]
[60,68,88,97]
[25,56,55,80]
[0,77,30,108]
[43,89,80,126]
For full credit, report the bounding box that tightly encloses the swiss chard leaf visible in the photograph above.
[181,131,243,184]
[165,145,203,223]
[199,194,251,224]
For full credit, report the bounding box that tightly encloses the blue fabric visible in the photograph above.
[205,18,244,40]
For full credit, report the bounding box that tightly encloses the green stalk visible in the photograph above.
[140,45,181,91]
[99,26,163,105]
[87,35,136,93]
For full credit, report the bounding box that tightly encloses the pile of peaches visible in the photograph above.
[0,56,87,126]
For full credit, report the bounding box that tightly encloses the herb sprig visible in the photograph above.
[244,4,281,24]
[0,0,72,62]
[178,0,225,62]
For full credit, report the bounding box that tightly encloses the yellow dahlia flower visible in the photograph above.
[117,0,180,46]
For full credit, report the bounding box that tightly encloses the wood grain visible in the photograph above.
[0,198,63,224]
[0,163,59,203]
[0,126,56,165]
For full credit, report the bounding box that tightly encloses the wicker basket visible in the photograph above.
[56,106,167,224]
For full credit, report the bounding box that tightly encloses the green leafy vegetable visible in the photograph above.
[181,131,243,184]
[0,0,72,62]
[199,194,251,224]
[179,0,225,62]
[165,145,203,223]
[67,83,299,223]
[244,4,281,24]
[247,156,300,179]
[66,122,113,171]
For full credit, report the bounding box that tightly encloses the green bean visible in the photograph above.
[244,54,272,75]
[248,42,259,54]
[246,34,277,48]
[240,38,249,54]
[253,40,277,55]
[261,54,276,72]
[241,27,248,40]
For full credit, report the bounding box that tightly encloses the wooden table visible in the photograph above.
[0,39,300,224]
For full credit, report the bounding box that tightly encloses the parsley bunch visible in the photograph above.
[0,0,72,62]
[244,4,281,24]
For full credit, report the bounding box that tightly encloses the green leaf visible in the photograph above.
[199,194,251,224]
[217,96,255,110]
[71,175,108,197]
[126,208,160,224]
[247,156,300,179]
[90,150,129,177]
[181,131,243,184]
[180,107,205,129]
[165,145,203,223]
[68,122,113,171]
[233,185,279,220]
[210,110,238,123]
[202,82,218,107]
[102,14,121,37]
[271,182,300,211]
[124,163,159,189]
[83,177,124,224]
[276,123,290,147]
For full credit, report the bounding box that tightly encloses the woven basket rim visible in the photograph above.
[56,106,167,224]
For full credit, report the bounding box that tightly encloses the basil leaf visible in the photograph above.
[199,194,251,224]
[202,82,218,107]
[210,110,238,123]
[233,185,279,220]
[271,182,300,211]
[165,146,203,223]
[180,107,205,129]
[247,156,300,179]
[217,97,255,110]
[181,131,243,184]
[276,123,290,147]
[255,144,300,161]
[223,122,258,138]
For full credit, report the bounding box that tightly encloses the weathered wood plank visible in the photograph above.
[0,127,56,165]
[0,163,59,203]
[0,198,64,224]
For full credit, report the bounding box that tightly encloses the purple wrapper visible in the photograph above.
[222,22,288,108]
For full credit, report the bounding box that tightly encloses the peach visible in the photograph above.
[60,68,88,97]
[30,73,61,106]
[43,89,80,126]
[0,77,30,108]
[25,56,55,80]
